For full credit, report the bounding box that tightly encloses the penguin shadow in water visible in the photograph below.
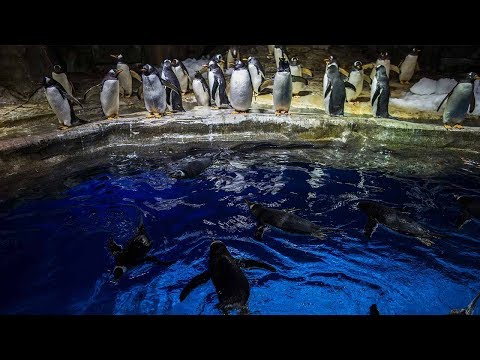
[179,239,276,315]
[107,212,175,282]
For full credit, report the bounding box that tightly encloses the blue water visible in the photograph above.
[1,150,479,315]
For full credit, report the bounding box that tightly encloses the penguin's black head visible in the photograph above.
[353,61,363,71]
[466,72,480,82]
[194,71,204,80]
[277,57,290,72]
[141,64,154,75]
[233,59,246,70]
[208,60,218,70]
[163,59,172,69]
[210,240,229,258]
[113,266,127,281]
[42,76,56,88]
[290,57,299,66]
[324,55,337,66]
[378,52,389,60]
[212,54,224,64]
[53,65,63,74]
[107,68,123,78]
[172,59,180,67]
[247,56,254,64]
[110,54,124,63]
[410,48,421,55]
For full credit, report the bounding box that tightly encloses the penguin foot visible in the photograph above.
[107,115,119,120]
[164,111,173,115]
[211,106,220,110]
[444,124,453,130]
[154,113,163,119]
[275,111,281,116]
[454,124,464,129]
[400,81,410,85]
[57,125,69,131]
[293,95,301,98]
[146,113,156,118]
[232,110,248,114]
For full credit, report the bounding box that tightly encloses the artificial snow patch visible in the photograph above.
[390,92,446,111]
[410,78,437,95]
[435,78,457,94]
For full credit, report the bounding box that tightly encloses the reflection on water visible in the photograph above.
[0,145,479,314]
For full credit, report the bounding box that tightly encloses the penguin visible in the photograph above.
[273,57,293,115]
[274,45,289,70]
[43,76,84,130]
[247,56,266,96]
[169,156,213,179]
[140,64,180,118]
[161,59,185,112]
[267,45,274,56]
[371,65,391,118]
[192,71,211,106]
[179,240,276,315]
[399,48,421,84]
[368,52,400,80]
[289,57,313,96]
[244,199,340,240]
[323,56,349,100]
[226,46,240,70]
[455,195,480,228]
[207,60,230,108]
[436,72,479,130]
[52,64,74,96]
[172,58,191,94]
[357,200,445,246]
[229,59,253,112]
[210,54,225,73]
[450,291,480,315]
[324,63,356,116]
[110,54,141,97]
[100,69,122,119]
[346,61,370,102]
[107,213,174,281]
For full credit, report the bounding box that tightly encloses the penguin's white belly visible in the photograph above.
[346,71,363,101]
[248,64,263,93]
[142,74,166,113]
[230,69,253,111]
[173,67,189,93]
[45,87,72,125]
[117,63,132,96]
[290,65,305,95]
[444,83,472,124]
[100,80,119,117]
[192,79,210,106]
[52,73,72,95]
[399,55,418,82]
[273,72,292,112]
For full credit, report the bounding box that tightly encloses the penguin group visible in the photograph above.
[38,46,478,133]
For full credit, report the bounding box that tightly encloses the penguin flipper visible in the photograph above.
[390,65,400,74]
[455,210,471,229]
[344,81,356,92]
[324,82,332,99]
[259,79,274,92]
[66,93,84,108]
[130,70,142,82]
[371,88,381,106]
[302,68,313,78]
[218,80,229,105]
[469,90,476,113]
[69,81,75,95]
[236,258,276,272]
[364,218,378,239]
[292,75,308,85]
[160,79,181,96]
[107,238,123,253]
[179,270,211,301]
[254,224,267,240]
[363,74,372,85]
[211,78,219,100]
[437,84,458,112]
[83,84,101,101]
[398,61,403,69]
[362,62,375,70]
[179,61,190,77]
[339,68,350,77]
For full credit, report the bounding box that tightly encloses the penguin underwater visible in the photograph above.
[179,240,276,315]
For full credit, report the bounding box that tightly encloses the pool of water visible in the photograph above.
[1,147,479,315]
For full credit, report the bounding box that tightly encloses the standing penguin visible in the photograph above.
[289,57,313,97]
[43,76,84,130]
[324,63,356,116]
[271,57,307,115]
[226,46,240,70]
[207,60,230,108]
[247,56,266,97]
[368,52,400,80]
[437,72,480,130]
[162,59,185,112]
[100,69,122,119]
[52,65,74,96]
[274,45,289,70]
[110,54,141,98]
[172,59,191,94]
[371,65,391,118]
[192,71,211,107]
[346,61,371,102]
[210,54,225,73]
[399,48,421,84]
[140,64,180,118]
[229,59,253,112]
[323,56,349,100]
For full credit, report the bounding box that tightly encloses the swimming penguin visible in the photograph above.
[399,48,421,84]
[179,240,276,315]
[100,69,122,119]
[357,200,444,246]
[162,59,185,112]
[247,56,266,96]
[210,54,225,73]
[244,198,339,240]
[437,72,479,130]
[369,304,380,316]
[192,71,211,106]
[169,156,213,179]
[450,291,480,315]
[324,63,356,116]
[110,54,141,97]
[43,76,84,130]
[207,60,230,108]
[226,46,240,70]
[346,61,370,102]
[229,59,253,112]
[368,52,400,80]
[140,64,180,118]
[371,65,391,118]
[52,65,74,96]
[455,195,480,228]
[107,213,174,281]
[172,59,192,94]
